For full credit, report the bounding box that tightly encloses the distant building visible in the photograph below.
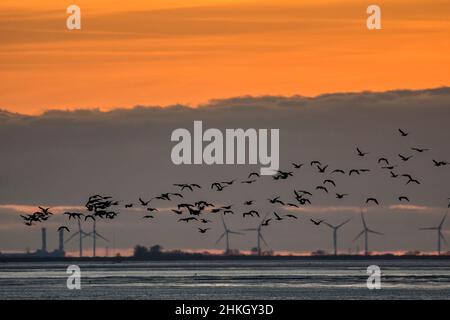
[0,228,65,258]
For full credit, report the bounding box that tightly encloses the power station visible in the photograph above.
[21,228,66,258]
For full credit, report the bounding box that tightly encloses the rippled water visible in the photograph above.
[0,259,449,299]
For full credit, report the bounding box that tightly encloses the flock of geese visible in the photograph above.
[20,128,450,254]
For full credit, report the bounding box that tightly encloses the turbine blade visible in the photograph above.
[221,216,227,230]
[228,231,244,235]
[242,228,258,231]
[439,212,448,228]
[65,231,80,243]
[337,218,352,228]
[95,232,109,242]
[419,227,438,230]
[368,229,383,235]
[259,233,269,247]
[82,232,93,239]
[323,222,334,228]
[215,232,225,244]
[353,230,364,242]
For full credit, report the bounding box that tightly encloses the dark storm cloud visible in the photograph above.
[1,87,450,254]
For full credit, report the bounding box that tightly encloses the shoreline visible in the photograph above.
[1,254,450,263]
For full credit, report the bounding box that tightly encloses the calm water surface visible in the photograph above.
[0,259,449,299]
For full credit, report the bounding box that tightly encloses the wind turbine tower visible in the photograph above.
[65,219,89,257]
[324,218,351,256]
[353,211,383,256]
[242,214,269,256]
[84,219,109,257]
[216,216,243,254]
[419,211,448,255]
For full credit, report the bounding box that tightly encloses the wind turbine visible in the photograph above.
[242,214,270,256]
[83,219,109,257]
[65,219,89,257]
[215,216,243,254]
[324,218,352,256]
[353,211,383,256]
[419,211,448,256]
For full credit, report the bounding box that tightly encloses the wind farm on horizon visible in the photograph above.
[5,127,450,259]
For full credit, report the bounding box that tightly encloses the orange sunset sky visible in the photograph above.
[0,0,449,114]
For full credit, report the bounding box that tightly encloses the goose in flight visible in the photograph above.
[138,197,152,206]
[297,190,312,196]
[398,196,410,202]
[336,193,348,199]
[298,198,311,205]
[243,210,259,218]
[142,215,154,219]
[157,193,183,201]
[64,212,84,220]
[310,219,324,226]
[316,186,328,193]
[268,196,285,205]
[411,147,429,153]
[317,165,328,173]
[406,178,420,185]
[398,128,409,137]
[433,160,448,167]
[195,201,214,208]
[292,162,304,169]
[84,215,95,221]
[378,158,389,165]
[198,228,210,233]
[172,209,183,215]
[200,218,211,224]
[187,207,202,216]
[248,172,260,179]
[178,217,198,223]
[221,180,236,185]
[211,182,227,191]
[57,226,70,233]
[124,203,133,208]
[399,154,412,162]
[38,207,53,215]
[331,169,345,174]
[366,198,379,205]
[241,179,257,184]
[273,212,283,221]
[356,147,369,157]
[274,170,293,180]
[323,179,336,187]
[284,214,297,219]
[310,160,321,166]
[261,219,272,226]
[173,183,201,191]
[244,200,254,206]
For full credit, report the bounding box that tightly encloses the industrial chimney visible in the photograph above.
[41,228,47,252]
